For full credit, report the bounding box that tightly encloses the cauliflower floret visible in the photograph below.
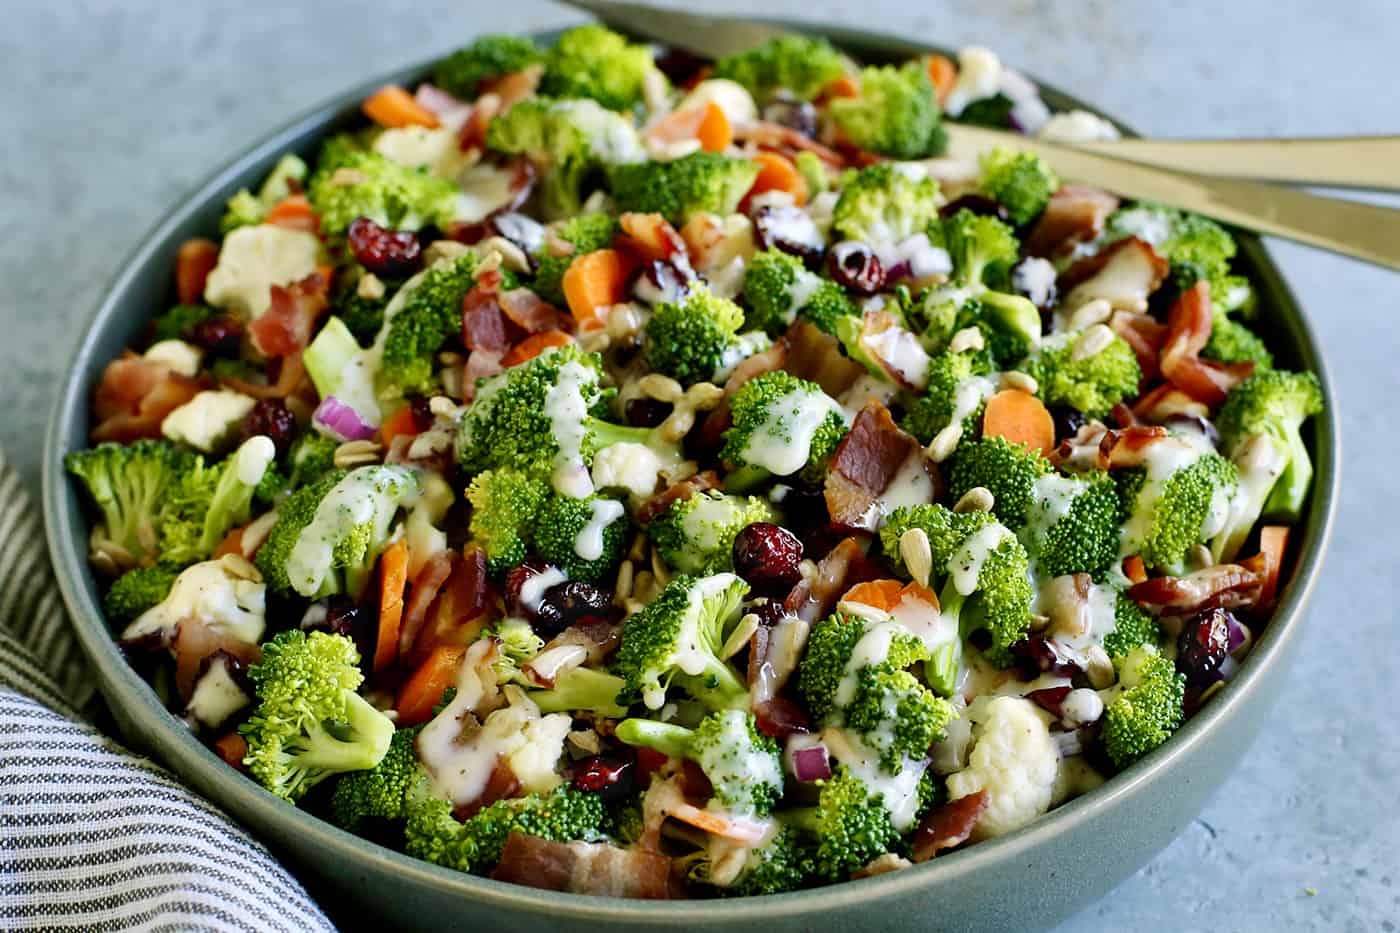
[677,79,759,125]
[1037,110,1122,144]
[160,388,256,453]
[144,339,203,377]
[203,223,321,320]
[123,555,267,646]
[943,46,1002,118]
[946,695,1059,840]
[373,126,472,179]
[591,442,668,502]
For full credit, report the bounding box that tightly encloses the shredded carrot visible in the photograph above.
[175,238,219,306]
[380,404,424,449]
[1255,526,1290,610]
[501,330,571,367]
[694,101,733,153]
[822,74,861,99]
[842,579,906,612]
[395,644,467,726]
[1123,555,1148,584]
[375,539,410,673]
[562,249,633,328]
[926,55,957,105]
[745,150,808,207]
[362,85,440,129]
[982,389,1055,455]
[212,526,245,559]
[213,732,248,770]
[264,194,319,233]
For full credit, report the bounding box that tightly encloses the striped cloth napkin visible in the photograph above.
[0,453,334,932]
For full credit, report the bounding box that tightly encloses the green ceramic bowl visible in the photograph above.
[43,21,1337,932]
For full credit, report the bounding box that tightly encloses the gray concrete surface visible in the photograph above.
[3,0,1397,929]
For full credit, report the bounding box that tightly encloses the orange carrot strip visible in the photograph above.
[395,644,467,726]
[375,539,410,673]
[380,404,424,449]
[926,55,957,105]
[175,238,219,305]
[822,74,860,99]
[213,732,248,770]
[695,101,733,153]
[897,581,942,611]
[1123,555,1148,584]
[1255,526,1290,610]
[746,150,808,207]
[982,389,1055,455]
[264,194,319,233]
[501,330,571,367]
[562,249,633,328]
[362,85,440,129]
[842,579,906,612]
[212,526,245,559]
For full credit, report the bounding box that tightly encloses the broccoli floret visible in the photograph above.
[1102,593,1162,660]
[151,303,215,343]
[1209,369,1323,560]
[938,210,1041,365]
[66,440,195,567]
[1022,330,1142,419]
[1120,449,1238,574]
[794,151,830,196]
[332,266,401,344]
[845,665,955,774]
[1105,204,1240,304]
[613,573,750,711]
[253,465,419,598]
[688,825,812,896]
[404,785,604,874]
[531,213,618,306]
[287,431,339,491]
[433,34,544,98]
[947,436,1053,529]
[159,436,276,566]
[240,630,394,802]
[977,148,1059,227]
[741,249,858,336]
[941,208,1020,291]
[830,163,943,246]
[899,348,995,446]
[540,25,659,112]
[103,564,180,623]
[720,370,848,490]
[648,489,776,575]
[711,35,846,102]
[955,93,1015,129]
[879,505,1033,687]
[306,144,458,237]
[220,154,309,233]
[487,98,643,220]
[786,768,903,881]
[643,286,746,386]
[829,63,946,160]
[616,709,783,819]
[1203,311,1273,370]
[532,494,629,582]
[379,253,480,395]
[1100,645,1185,769]
[608,152,760,226]
[331,725,423,831]
[465,468,549,575]
[799,612,931,723]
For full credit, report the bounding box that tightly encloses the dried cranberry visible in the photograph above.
[1010,636,1082,678]
[760,92,818,138]
[301,595,374,667]
[348,216,422,278]
[1026,685,1073,718]
[188,314,243,356]
[754,697,811,739]
[938,194,1011,223]
[753,205,825,267]
[625,397,672,428]
[733,522,804,595]
[534,581,612,637]
[1177,608,1233,687]
[407,395,435,432]
[653,47,708,86]
[571,755,635,803]
[747,597,791,628]
[1048,404,1086,445]
[241,398,297,455]
[828,241,885,295]
[503,560,555,619]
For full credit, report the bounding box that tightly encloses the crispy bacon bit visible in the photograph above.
[825,402,925,530]
[1095,424,1172,470]
[912,789,989,861]
[410,547,493,664]
[479,64,545,111]
[91,353,205,443]
[637,471,721,524]
[784,536,882,623]
[1128,561,1266,615]
[732,121,845,166]
[1160,282,1254,407]
[398,551,458,661]
[782,319,866,398]
[1061,237,1169,313]
[1049,419,1112,471]
[1131,382,1210,422]
[1110,310,1169,383]
[498,288,574,334]
[248,273,330,357]
[461,288,510,353]
[1024,186,1119,260]
[458,93,501,152]
[491,834,680,898]
[461,349,504,401]
[175,238,219,306]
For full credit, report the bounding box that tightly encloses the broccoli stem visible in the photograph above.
[302,691,396,772]
[614,718,694,759]
[676,660,751,712]
[1263,428,1313,521]
[924,583,966,697]
[531,668,629,718]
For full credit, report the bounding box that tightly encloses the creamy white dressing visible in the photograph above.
[574,498,625,561]
[1118,435,1211,558]
[1107,207,1172,247]
[184,656,251,731]
[1021,473,1084,549]
[1012,257,1057,309]
[234,435,276,487]
[822,727,928,832]
[862,324,932,390]
[878,453,935,516]
[285,466,417,597]
[545,360,597,499]
[949,523,1015,597]
[696,711,784,820]
[737,388,846,478]
[951,375,997,430]
[785,269,826,322]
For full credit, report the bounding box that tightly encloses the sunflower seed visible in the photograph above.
[954,486,995,514]
[927,424,963,463]
[948,326,986,354]
[1000,371,1039,395]
[1068,298,1113,331]
[899,528,933,587]
[334,439,383,469]
[1071,323,1116,362]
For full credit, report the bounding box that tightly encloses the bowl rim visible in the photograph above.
[42,19,1338,923]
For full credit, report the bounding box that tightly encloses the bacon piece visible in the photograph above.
[491,834,680,898]
[637,471,721,524]
[1160,282,1254,407]
[460,287,510,353]
[175,238,219,305]
[732,121,845,166]
[411,547,493,664]
[1061,237,1169,313]
[825,402,925,530]
[248,273,330,357]
[1132,382,1211,422]
[784,536,882,623]
[457,757,521,818]
[1109,309,1169,383]
[398,551,458,662]
[1128,561,1266,615]
[458,93,501,152]
[90,354,205,443]
[753,697,811,740]
[479,64,545,111]
[782,319,866,398]
[912,789,989,861]
[618,212,691,265]
[1024,186,1119,259]
[1095,424,1172,470]
[499,287,574,334]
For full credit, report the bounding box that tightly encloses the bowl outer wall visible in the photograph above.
[42,21,1337,933]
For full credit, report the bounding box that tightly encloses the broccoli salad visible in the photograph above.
[68,28,1324,899]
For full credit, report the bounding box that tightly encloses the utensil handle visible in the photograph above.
[1075,137,1400,191]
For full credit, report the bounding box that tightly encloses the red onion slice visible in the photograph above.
[787,741,831,782]
[313,395,375,442]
